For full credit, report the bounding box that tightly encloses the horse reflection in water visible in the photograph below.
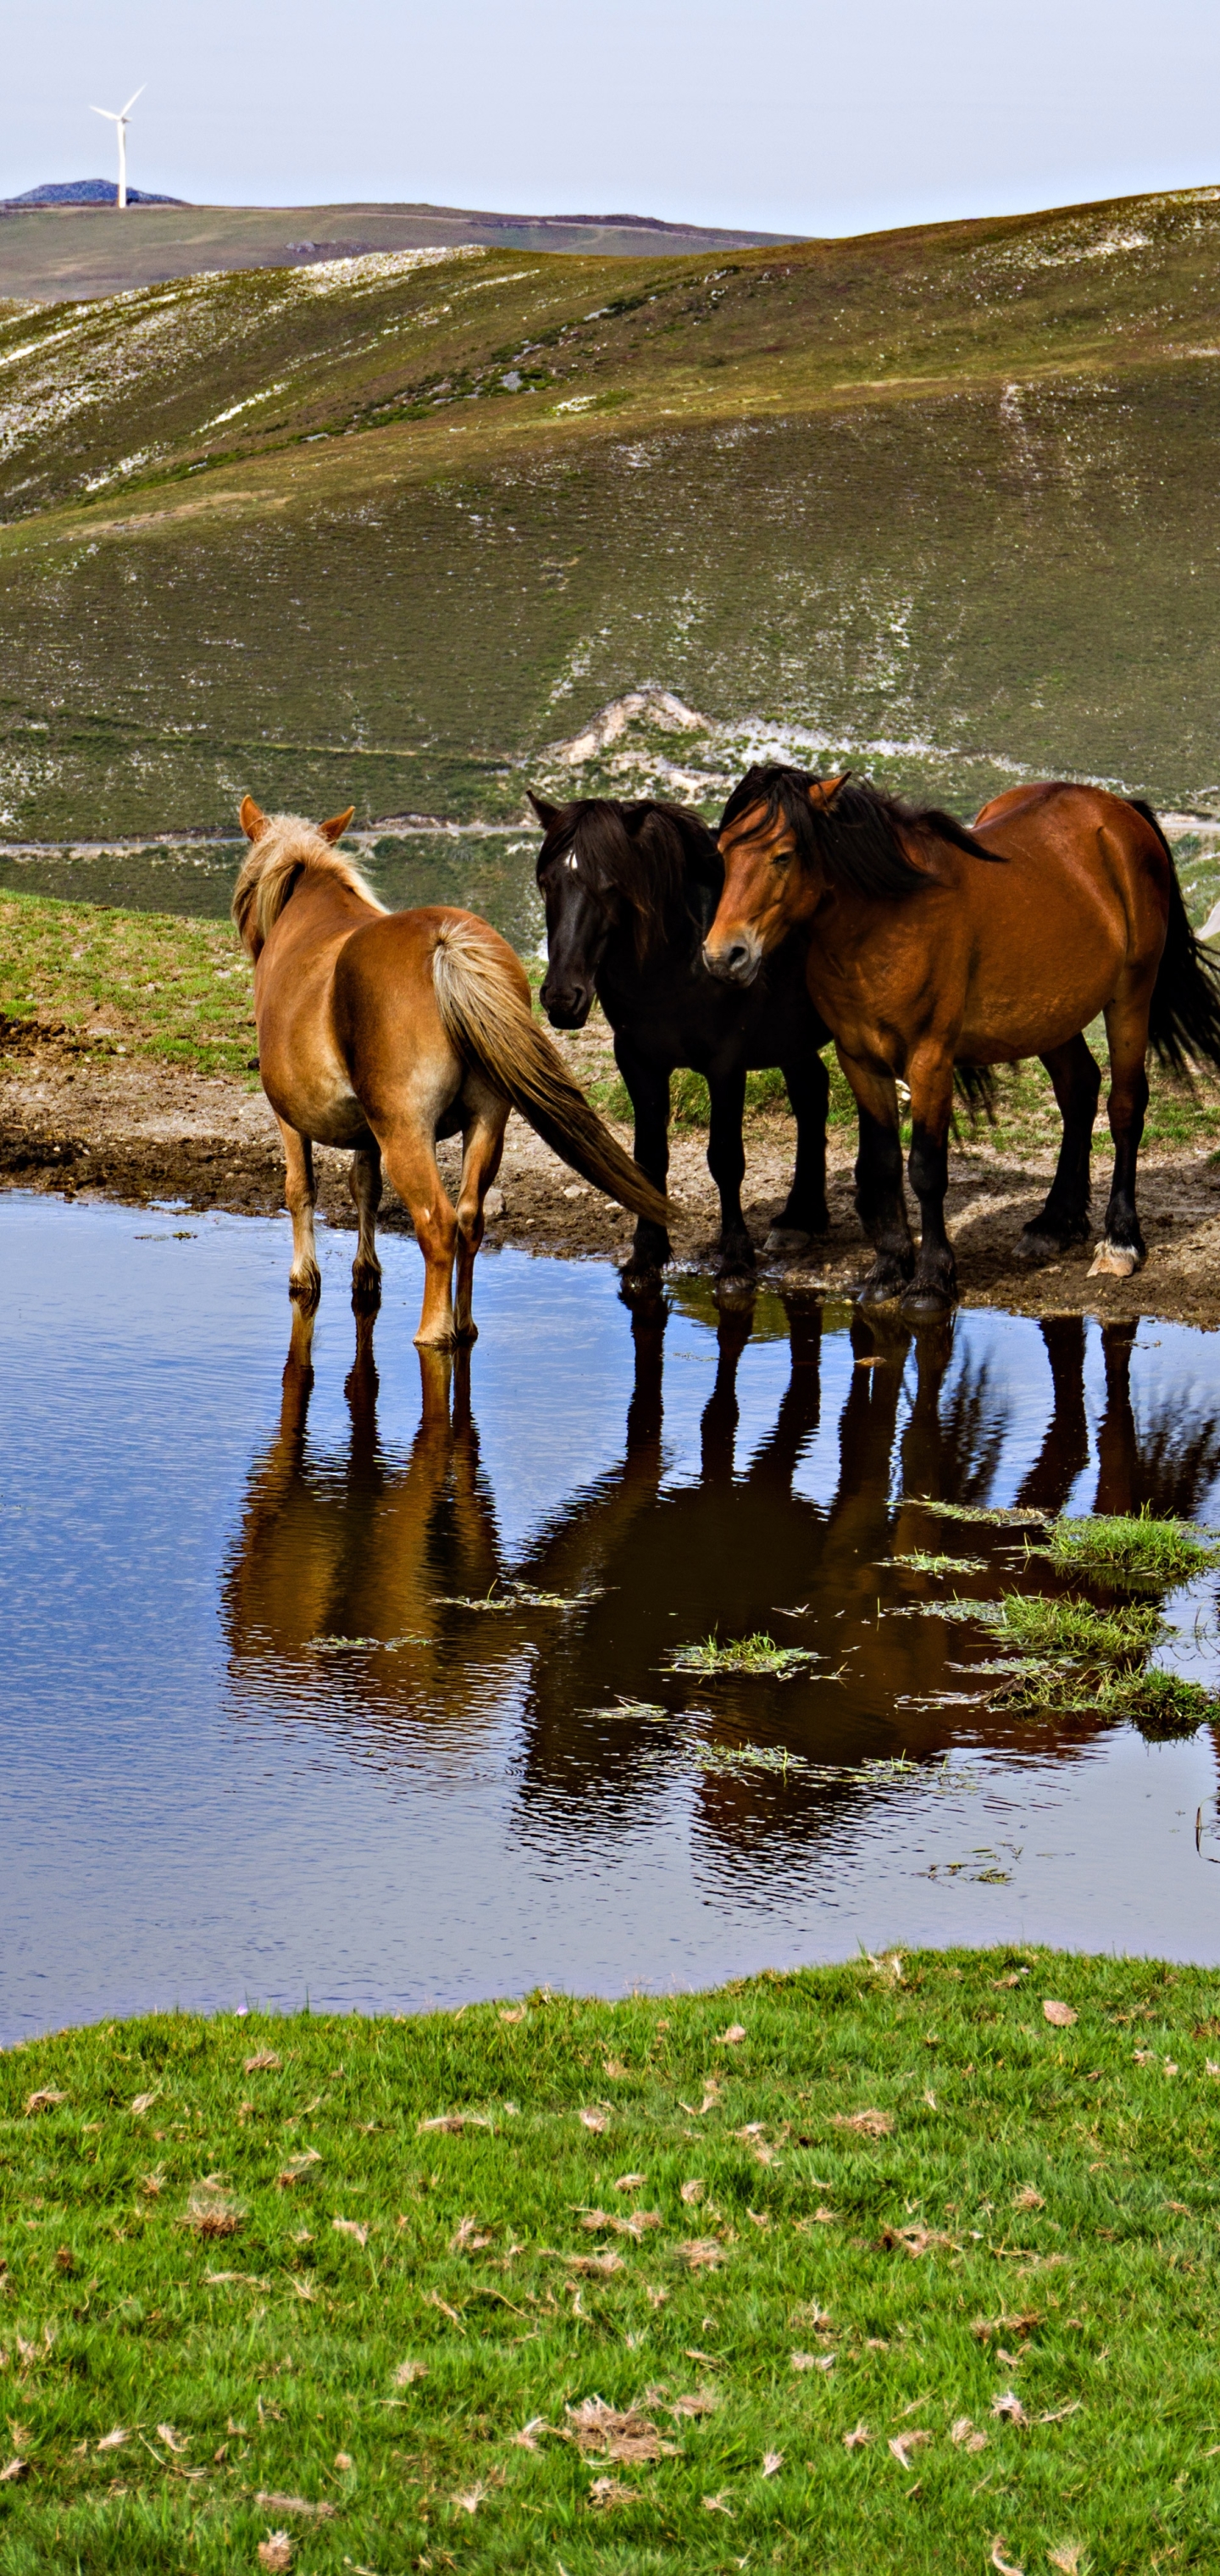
[224,1296,1220,1860]
[223,1307,510,1729]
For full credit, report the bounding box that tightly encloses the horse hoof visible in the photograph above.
[858,1271,905,1306]
[901,1285,957,1319]
[1087,1240,1141,1280]
[764,1226,813,1256]
[714,1270,757,1307]
[618,1261,663,1304]
[1014,1229,1061,1267]
[290,1266,321,1314]
[351,1267,383,1317]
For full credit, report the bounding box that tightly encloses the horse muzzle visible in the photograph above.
[541,976,594,1030]
[702,932,762,987]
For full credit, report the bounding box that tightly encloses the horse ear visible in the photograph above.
[319,806,356,843]
[808,773,850,811]
[240,795,269,841]
[528,791,561,831]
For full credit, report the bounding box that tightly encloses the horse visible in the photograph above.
[530,790,835,1286]
[232,797,670,1346]
[702,764,1220,1317]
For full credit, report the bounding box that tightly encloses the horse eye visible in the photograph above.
[565,852,579,873]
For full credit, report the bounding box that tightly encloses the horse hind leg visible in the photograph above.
[1090,987,1152,1280]
[376,1119,461,1347]
[348,1142,383,1313]
[277,1116,321,1310]
[1016,1035,1101,1263]
[452,1087,508,1344]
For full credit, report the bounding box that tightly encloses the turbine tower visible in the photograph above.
[89,87,144,208]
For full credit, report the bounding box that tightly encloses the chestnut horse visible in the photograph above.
[703,765,1220,1316]
[233,798,668,1346]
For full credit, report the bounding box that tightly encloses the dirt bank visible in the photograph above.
[5,1016,1220,1329]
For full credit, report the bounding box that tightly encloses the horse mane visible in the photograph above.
[718,763,1000,902]
[536,796,721,960]
[231,813,386,959]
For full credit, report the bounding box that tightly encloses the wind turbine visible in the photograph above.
[90,86,144,209]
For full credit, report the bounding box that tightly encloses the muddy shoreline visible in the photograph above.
[5,1030,1220,1327]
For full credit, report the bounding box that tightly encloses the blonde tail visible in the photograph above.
[431,919,670,1226]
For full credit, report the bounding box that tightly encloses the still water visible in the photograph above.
[3,1193,1220,2041]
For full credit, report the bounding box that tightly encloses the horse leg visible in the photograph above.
[1090,991,1151,1279]
[276,1116,321,1309]
[615,1039,672,1284]
[452,1090,508,1344]
[1016,1035,1101,1262]
[767,1049,830,1252]
[348,1142,383,1313]
[903,1057,958,1317]
[707,1064,755,1282]
[376,1122,461,1347]
[841,1056,915,1299]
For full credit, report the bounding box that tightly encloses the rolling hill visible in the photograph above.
[2,185,1220,941]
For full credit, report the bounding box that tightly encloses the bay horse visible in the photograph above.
[233,797,669,1346]
[530,791,834,1286]
[702,765,1220,1317]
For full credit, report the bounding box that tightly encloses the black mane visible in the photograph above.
[718,764,1000,902]
[535,796,721,958]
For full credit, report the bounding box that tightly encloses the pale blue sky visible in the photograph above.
[4,0,1218,239]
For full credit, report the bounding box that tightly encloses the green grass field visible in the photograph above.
[3,1955,1219,2573]
[3,183,1220,885]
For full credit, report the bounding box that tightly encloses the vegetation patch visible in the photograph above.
[667,1632,819,1677]
[1040,1508,1220,1587]
[0,890,254,1080]
[4,1956,1220,2571]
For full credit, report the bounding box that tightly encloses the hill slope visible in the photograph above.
[0,200,797,304]
[2,185,1220,934]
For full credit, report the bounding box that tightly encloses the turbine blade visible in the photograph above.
[119,86,145,115]
[90,106,120,120]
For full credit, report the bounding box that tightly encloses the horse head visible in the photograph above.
[702,769,848,984]
[530,792,614,1028]
[531,792,715,1026]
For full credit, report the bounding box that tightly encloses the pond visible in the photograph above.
[3,1191,1220,2041]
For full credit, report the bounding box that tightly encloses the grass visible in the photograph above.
[5,1957,1220,2571]
[0,891,255,1080]
[1040,1511,1220,1587]
[974,1592,1215,1737]
[666,1633,818,1678]
[892,1553,990,1577]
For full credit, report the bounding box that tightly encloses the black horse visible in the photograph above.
[530,791,835,1285]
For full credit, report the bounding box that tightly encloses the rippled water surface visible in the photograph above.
[4,1193,1220,2040]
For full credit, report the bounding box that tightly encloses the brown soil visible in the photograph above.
[4,1015,1220,1330]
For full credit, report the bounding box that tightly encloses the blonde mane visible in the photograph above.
[231,811,386,958]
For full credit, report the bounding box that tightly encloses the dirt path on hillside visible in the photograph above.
[4,1022,1220,1331]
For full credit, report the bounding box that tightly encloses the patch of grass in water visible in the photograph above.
[667,1632,818,1677]
[891,1550,989,1575]
[433,1581,598,1613]
[1040,1508,1220,1586]
[992,1593,1162,1665]
[684,1739,812,1779]
[918,1499,1049,1527]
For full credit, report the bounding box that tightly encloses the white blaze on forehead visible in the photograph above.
[566,851,579,871]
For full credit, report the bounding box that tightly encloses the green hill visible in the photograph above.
[3,184,1220,937]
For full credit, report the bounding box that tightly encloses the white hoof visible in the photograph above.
[1087,1240,1140,1280]
[764,1227,812,1255]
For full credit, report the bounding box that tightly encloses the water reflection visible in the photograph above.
[222,1290,1220,1883]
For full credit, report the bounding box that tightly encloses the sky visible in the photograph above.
[3,0,1219,241]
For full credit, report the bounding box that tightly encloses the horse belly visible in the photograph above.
[960,890,1123,1063]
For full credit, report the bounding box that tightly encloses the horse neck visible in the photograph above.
[272,867,379,952]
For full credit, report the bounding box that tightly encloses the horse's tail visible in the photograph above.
[1131,799,1220,1076]
[430,917,671,1226]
